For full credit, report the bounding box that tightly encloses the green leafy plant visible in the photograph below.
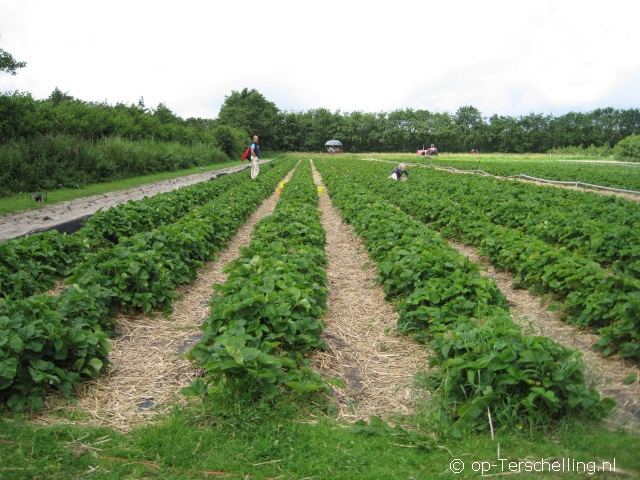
[188,161,329,399]
[314,157,613,432]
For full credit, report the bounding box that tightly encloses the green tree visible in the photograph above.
[212,124,247,157]
[453,106,486,151]
[152,102,182,125]
[618,108,640,139]
[48,87,74,106]
[489,115,519,153]
[382,109,410,152]
[277,111,306,151]
[518,113,552,152]
[217,88,279,148]
[0,37,27,76]
[613,134,640,161]
[302,108,340,151]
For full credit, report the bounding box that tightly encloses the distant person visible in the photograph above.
[250,135,260,179]
[389,163,409,181]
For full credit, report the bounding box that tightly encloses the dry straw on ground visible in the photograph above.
[309,162,431,422]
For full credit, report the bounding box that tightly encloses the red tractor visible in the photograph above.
[417,144,438,156]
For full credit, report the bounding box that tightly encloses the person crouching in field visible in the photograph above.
[389,163,409,181]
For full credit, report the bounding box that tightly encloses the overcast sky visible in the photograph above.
[1,0,638,120]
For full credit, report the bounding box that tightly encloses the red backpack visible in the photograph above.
[241,146,251,161]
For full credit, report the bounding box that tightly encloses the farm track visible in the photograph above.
[309,163,431,422]
[448,240,640,430]
[0,163,258,242]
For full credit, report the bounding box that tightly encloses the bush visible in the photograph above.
[613,134,640,161]
[548,144,613,157]
[0,135,229,196]
[212,125,251,159]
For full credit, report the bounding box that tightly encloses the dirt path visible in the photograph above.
[309,162,431,422]
[31,170,288,432]
[0,163,258,242]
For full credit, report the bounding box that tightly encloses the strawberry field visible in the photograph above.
[0,159,296,411]
[328,158,640,361]
[2,155,639,433]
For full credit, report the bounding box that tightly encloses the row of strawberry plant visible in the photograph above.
[0,164,264,302]
[64,159,294,317]
[186,160,329,399]
[1,160,295,411]
[0,284,114,411]
[314,158,613,431]
[0,230,88,301]
[414,164,640,278]
[79,166,253,247]
[342,159,640,361]
[418,157,640,192]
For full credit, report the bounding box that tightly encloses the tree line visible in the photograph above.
[218,89,640,155]
[1,85,639,195]
[3,40,638,197]
[2,87,639,155]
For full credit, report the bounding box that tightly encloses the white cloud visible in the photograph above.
[1,0,638,119]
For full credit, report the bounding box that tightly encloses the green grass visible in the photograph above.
[0,161,245,216]
[1,391,639,479]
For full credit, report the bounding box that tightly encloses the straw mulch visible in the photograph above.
[448,240,640,430]
[309,162,431,423]
[31,174,290,432]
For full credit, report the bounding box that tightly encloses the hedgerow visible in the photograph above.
[614,134,640,161]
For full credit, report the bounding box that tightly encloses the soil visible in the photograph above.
[0,164,253,242]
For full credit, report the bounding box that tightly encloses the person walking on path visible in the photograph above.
[389,162,409,181]
[250,135,260,179]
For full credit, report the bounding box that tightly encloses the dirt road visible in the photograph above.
[0,164,253,242]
